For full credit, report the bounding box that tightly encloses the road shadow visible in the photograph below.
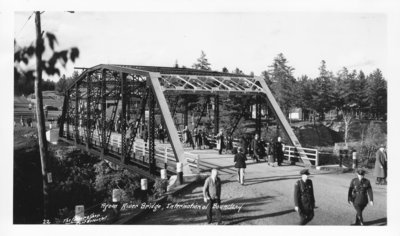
[199,161,238,175]
[364,217,387,226]
[134,194,277,225]
[225,209,296,225]
[244,176,300,186]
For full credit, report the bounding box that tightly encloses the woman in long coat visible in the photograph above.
[374,145,387,185]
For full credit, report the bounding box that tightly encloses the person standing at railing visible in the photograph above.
[273,136,284,166]
[201,130,209,149]
[240,135,248,157]
[226,135,233,154]
[215,129,225,155]
[374,145,387,185]
[195,129,203,149]
[158,124,165,144]
[182,126,189,147]
[266,141,274,166]
[234,147,247,185]
[251,134,264,163]
[20,116,25,127]
[115,115,121,134]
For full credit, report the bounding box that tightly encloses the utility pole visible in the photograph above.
[35,11,51,222]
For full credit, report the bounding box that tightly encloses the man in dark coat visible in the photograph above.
[374,145,387,185]
[203,169,222,224]
[294,169,316,225]
[348,169,374,225]
[273,136,284,166]
[234,147,247,185]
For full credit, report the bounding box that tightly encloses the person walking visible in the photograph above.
[215,129,225,155]
[274,137,284,166]
[294,169,316,225]
[374,145,387,185]
[203,169,222,224]
[234,147,247,185]
[348,169,374,226]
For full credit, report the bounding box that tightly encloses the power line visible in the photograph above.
[16,11,34,38]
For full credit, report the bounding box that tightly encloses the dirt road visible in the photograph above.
[133,151,387,225]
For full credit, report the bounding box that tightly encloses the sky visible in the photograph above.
[14,12,387,81]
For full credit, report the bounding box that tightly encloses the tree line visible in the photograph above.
[262,54,387,121]
[191,51,387,121]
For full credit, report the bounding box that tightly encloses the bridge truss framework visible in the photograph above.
[59,64,311,179]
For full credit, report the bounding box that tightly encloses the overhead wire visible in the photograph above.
[15,11,34,39]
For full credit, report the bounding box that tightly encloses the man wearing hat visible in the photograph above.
[348,169,374,225]
[294,169,316,225]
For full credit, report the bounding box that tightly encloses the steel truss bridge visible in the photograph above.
[59,64,311,179]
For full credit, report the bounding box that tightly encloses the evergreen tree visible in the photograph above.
[267,53,297,117]
[366,69,387,119]
[311,60,334,120]
[192,50,211,70]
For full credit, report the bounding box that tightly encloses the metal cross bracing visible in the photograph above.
[59,64,312,181]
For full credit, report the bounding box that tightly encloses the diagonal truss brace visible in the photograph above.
[256,76,311,166]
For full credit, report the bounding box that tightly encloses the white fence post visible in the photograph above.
[316,150,319,167]
[197,154,200,173]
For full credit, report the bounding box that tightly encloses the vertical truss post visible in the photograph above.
[194,97,209,130]
[74,83,79,144]
[184,100,188,127]
[148,88,156,174]
[60,90,69,138]
[120,72,127,164]
[86,73,92,151]
[101,69,107,155]
[256,95,262,137]
[214,95,219,135]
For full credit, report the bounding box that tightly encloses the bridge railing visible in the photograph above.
[64,125,199,174]
[184,152,200,174]
[283,145,319,167]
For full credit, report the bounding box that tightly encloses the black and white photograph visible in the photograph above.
[2,0,400,235]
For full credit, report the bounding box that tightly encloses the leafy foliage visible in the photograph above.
[153,178,169,199]
[14,32,80,95]
[50,148,101,212]
[93,161,142,202]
